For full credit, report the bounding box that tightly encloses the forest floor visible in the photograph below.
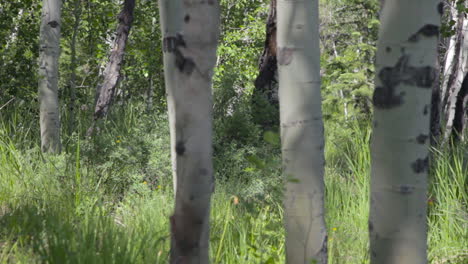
[0,113,467,264]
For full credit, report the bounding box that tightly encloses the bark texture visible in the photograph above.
[252,0,278,128]
[39,0,62,153]
[92,0,135,121]
[158,0,220,263]
[440,0,468,141]
[370,1,440,263]
[277,0,327,263]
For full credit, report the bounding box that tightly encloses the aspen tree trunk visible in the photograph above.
[39,0,62,153]
[146,75,154,112]
[441,1,468,141]
[277,0,327,263]
[92,0,135,121]
[158,0,220,263]
[370,1,440,263]
[68,0,82,135]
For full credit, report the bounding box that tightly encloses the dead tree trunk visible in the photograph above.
[91,0,135,125]
[252,0,278,129]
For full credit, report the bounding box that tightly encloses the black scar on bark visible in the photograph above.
[184,14,190,23]
[408,24,439,42]
[175,55,195,75]
[162,34,195,75]
[368,221,374,232]
[176,141,186,155]
[411,156,429,173]
[423,104,429,115]
[416,134,429,144]
[373,55,437,109]
[386,46,392,53]
[437,2,444,15]
[48,20,59,28]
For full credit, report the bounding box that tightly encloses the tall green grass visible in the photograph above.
[0,108,466,263]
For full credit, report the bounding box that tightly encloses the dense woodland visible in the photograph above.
[0,0,467,263]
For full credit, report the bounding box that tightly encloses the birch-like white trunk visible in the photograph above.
[39,0,62,153]
[277,0,327,263]
[370,1,440,263]
[158,0,220,263]
[441,1,468,140]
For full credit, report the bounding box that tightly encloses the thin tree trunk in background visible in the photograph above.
[277,0,327,263]
[146,74,154,112]
[430,48,441,145]
[158,0,220,262]
[441,1,468,141]
[68,0,82,135]
[370,1,440,263]
[92,0,135,122]
[39,0,62,153]
[452,73,468,140]
[5,9,24,50]
[253,0,278,129]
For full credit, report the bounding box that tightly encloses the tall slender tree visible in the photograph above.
[158,0,220,263]
[67,0,82,135]
[38,0,62,153]
[88,0,135,136]
[439,0,468,141]
[277,0,327,263]
[369,1,440,263]
[253,0,278,129]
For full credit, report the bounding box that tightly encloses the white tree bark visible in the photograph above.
[370,1,440,263]
[277,0,327,263]
[441,1,468,140]
[158,0,220,263]
[39,0,62,153]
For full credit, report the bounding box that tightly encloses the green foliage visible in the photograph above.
[320,0,379,124]
[1,115,466,263]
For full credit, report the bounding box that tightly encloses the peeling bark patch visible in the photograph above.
[416,134,429,144]
[411,157,429,173]
[437,2,443,15]
[163,35,183,53]
[176,141,186,155]
[277,47,294,65]
[48,20,59,28]
[373,55,437,109]
[408,24,439,42]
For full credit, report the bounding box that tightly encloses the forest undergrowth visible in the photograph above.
[0,105,466,264]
